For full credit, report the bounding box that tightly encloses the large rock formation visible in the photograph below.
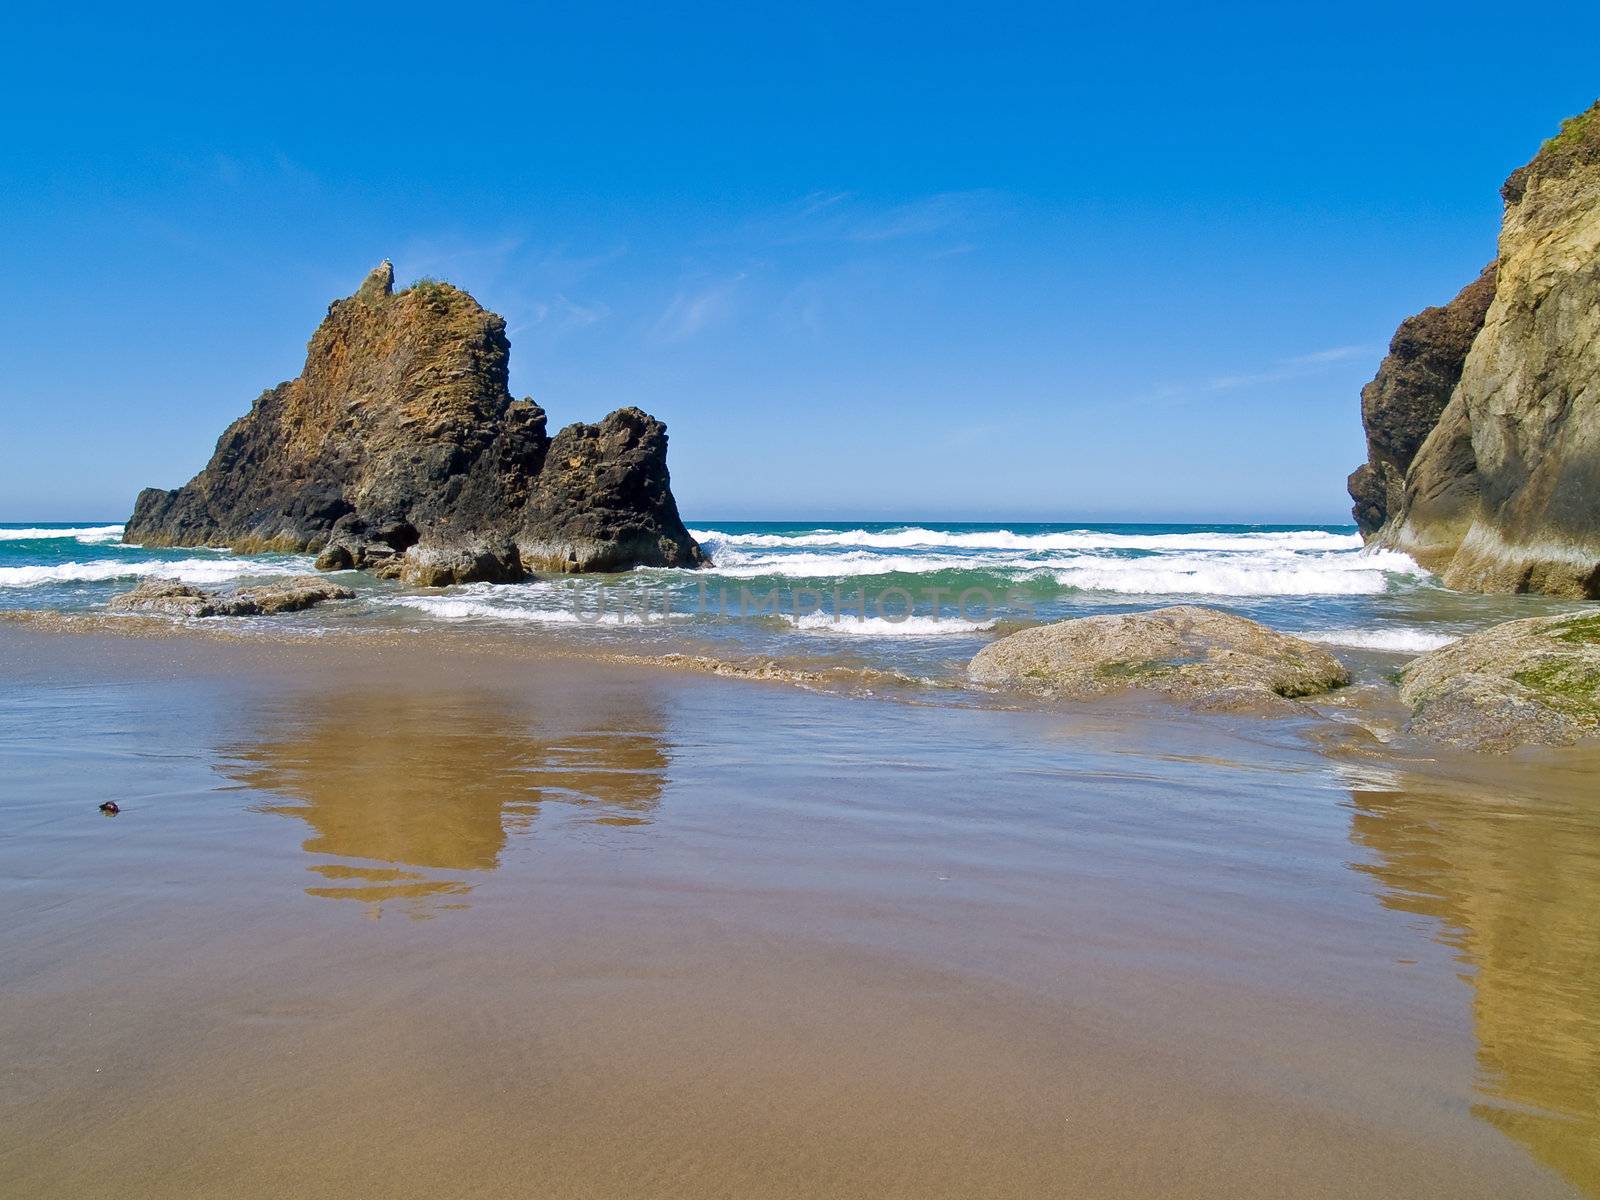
[968,605,1350,712]
[1347,264,1497,537]
[124,263,704,585]
[1351,102,1600,598]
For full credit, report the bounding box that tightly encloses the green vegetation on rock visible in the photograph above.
[968,605,1349,713]
[1541,102,1600,159]
[1511,661,1600,718]
[1400,611,1600,749]
[1354,99,1600,598]
[1549,613,1600,645]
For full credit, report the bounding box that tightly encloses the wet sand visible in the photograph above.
[1,624,1597,1198]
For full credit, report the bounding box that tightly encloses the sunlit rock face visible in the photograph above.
[1353,102,1600,599]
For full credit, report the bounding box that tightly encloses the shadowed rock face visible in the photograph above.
[1351,101,1600,598]
[1347,264,1497,538]
[124,262,703,584]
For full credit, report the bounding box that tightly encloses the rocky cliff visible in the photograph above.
[125,263,703,584]
[1351,102,1600,598]
[1347,264,1497,538]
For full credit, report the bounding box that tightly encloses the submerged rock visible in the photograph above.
[108,576,355,618]
[1399,611,1600,750]
[124,262,703,584]
[968,605,1350,711]
[1351,101,1600,598]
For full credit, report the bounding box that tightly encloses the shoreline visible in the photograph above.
[6,607,1597,781]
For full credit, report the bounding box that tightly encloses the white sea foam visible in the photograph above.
[782,612,996,636]
[1047,550,1429,596]
[681,550,1023,578]
[1302,628,1458,653]
[0,558,308,588]
[690,526,1363,553]
[676,541,1431,597]
[0,524,126,544]
[387,594,676,625]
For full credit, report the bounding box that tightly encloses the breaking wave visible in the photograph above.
[678,531,1429,598]
[781,612,997,636]
[690,526,1362,553]
[1046,550,1428,597]
[1301,628,1459,653]
[386,591,680,626]
[0,558,309,588]
[0,524,126,544]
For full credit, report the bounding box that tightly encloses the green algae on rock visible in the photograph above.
[107,576,355,618]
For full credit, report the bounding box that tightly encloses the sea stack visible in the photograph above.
[1350,101,1600,599]
[124,262,704,584]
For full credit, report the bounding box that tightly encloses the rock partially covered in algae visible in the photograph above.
[1399,611,1600,750]
[968,604,1350,712]
[107,575,355,618]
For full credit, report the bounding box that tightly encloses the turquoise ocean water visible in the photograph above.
[0,520,1579,679]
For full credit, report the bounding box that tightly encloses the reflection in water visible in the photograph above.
[221,690,669,918]
[1349,777,1600,1196]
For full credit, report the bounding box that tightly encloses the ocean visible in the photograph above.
[0,520,1580,679]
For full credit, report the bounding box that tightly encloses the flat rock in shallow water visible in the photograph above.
[108,576,355,618]
[968,605,1350,712]
[1400,610,1600,750]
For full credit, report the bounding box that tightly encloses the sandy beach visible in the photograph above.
[3,621,1596,1198]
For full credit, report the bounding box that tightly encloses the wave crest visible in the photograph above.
[782,612,996,636]
[690,526,1362,553]
[0,558,309,588]
[1301,628,1458,653]
[0,525,126,544]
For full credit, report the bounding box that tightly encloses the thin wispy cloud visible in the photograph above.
[399,234,527,282]
[1145,343,1377,403]
[530,243,630,288]
[393,234,627,343]
[846,192,994,243]
[1284,344,1371,366]
[648,273,747,345]
[510,293,611,337]
[206,149,320,191]
[739,189,1002,249]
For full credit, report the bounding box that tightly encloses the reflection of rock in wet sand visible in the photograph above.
[222,690,668,916]
[1349,778,1600,1196]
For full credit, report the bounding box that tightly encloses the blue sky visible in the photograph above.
[3,2,1598,523]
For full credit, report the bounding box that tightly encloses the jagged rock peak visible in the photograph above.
[356,259,395,300]
[124,264,703,584]
[1347,263,1497,538]
[1501,100,1600,206]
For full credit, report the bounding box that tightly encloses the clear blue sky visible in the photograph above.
[3,2,1597,523]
